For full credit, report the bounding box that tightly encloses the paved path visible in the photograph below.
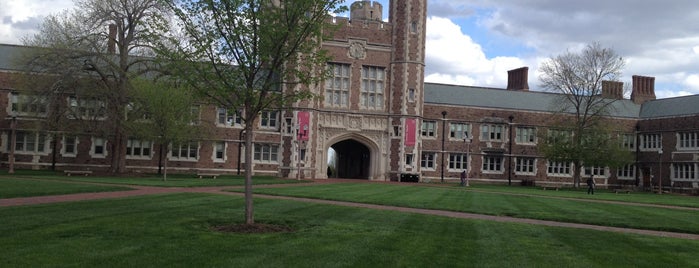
[1,180,698,241]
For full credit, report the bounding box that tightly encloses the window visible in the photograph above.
[482,156,503,172]
[621,133,636,150]
[410,21,418,33]
[450,123,471,140]
[62,136,77,156]
[13,131,47,154]
[678,132,699,149]
[126,139,151,158]
[91,137,107,157]
[68,96,106,119]
[325,63,350,108]
[673,163,696,180]
[217,107,242,127]
[189,105,200,125]
[360,66,385,109]
[448,153,467,170]
[547,129,571,144]
[584,165,606,177]
[405,154,414,167]
[547,161,571,176]
[421,152,435,169]
[421,121,436,137]
[125,102,149,121]
[617,164,635,179]
[481,124,504,141]
[214,141,226,161]
[253,143,279,163]
[171,142,199,160]
[260,111,279,129]
[11,92,47,116]
[408,88,415,102]
[515,157,536,175]
[516,127,536,144]
[641,134,661,150]
[285,118,293,135]
[299,149,306,162]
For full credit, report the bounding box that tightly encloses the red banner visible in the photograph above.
[298,111,310,141]
[405,118,416,146]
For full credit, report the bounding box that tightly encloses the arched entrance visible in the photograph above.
[328,140,370,179]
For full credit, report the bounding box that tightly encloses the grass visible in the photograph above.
[1,193,698,267]
[247,183,699,234]
[0,169,304,187]
[0,177,132,199]
[466,184,699,208]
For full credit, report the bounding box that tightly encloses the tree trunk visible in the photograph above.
[244,123,254,224]
[110,130,128,174]
[163,156,168,181]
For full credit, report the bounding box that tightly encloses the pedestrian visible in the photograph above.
[460,170,466,187]
[586,175,595,195]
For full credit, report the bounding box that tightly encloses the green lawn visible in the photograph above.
[248,183,699,234]
[466,184,699,208]
[0,178,132,199]
[2,170,304,187]
[1,193,697,267]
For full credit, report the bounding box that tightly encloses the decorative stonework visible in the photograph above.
[348,116,362,130]
[348,40,367,59]
[317,113,389,133]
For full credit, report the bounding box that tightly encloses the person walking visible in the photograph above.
[460,170,466,187]
[586,175,595,195]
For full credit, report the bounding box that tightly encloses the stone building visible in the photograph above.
[0,0,697,192]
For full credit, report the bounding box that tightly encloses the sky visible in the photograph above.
[2,0,699,99]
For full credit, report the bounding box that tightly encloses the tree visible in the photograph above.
[20,0,170,174]
[128,79,205,181]
[163,0,347,224]
[538,42,633,188]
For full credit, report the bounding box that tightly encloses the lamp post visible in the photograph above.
[441,111,447,183]
[658,149,663,194]
[9,115,16,174]
[464,131,471,186]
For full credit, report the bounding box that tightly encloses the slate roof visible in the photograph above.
[639,94,699,119]
[0,44,32,71]
[424,83,642,119]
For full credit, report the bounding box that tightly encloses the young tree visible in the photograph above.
[19,0,171,174]
[128,79,205,181]
[163,0,347,224]
[539,42,632,188]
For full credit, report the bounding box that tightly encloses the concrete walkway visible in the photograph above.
[1,180,698,241]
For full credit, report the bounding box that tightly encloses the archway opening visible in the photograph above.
[328,139,370,179]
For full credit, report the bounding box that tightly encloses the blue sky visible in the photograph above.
[3,0,699,99]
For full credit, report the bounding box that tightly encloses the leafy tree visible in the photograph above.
[19,0,170,174]
[162,0,347,224]
[538,42,633,187]
[128,79,206,181]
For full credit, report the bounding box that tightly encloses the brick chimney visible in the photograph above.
[630,75,656,104]
[601,81,624,100]
[108,24,117,54]
[506,67,529,91]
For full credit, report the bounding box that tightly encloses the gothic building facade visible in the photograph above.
[1,0,698,192]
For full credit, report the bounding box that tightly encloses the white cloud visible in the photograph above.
[684,74,699,92]
[0,0,73,44]
[425,16,528,87]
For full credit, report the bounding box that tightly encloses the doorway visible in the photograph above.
[327,139,370,179]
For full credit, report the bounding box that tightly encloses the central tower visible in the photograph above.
[388,0,427,180]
